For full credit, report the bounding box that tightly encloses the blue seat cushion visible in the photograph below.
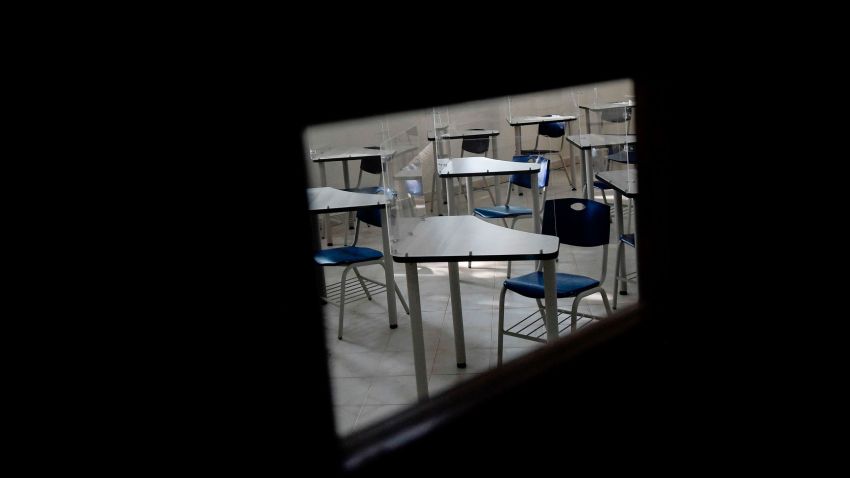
[620,233,635,247]
[314,247,383,266]
[473,205,533,219]
[504,272,599,299]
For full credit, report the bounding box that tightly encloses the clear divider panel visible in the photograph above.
[507,89,577,158]
[429,106,453,216]
[587,100,636,203]
[579,83,637,135]
[384,107,439,252]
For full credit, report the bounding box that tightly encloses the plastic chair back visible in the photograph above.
[509,155,550,190]
[541,198,610,247]
[461,129,490,155]
[356,207,383,228]
[538,120,565,138]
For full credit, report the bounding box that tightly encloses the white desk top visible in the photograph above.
[392,216,559,263]
[595,170,638,198]
[307,187,386,214]
[578,100,636,111]
[507,115,577,126]
[311,147,392,163]
[427,129,500,140]
[438,157,540,178]
[565,134,637,149]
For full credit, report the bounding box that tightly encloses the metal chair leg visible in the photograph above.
[497,286,508,366]
[338,265,353,339]
[352,267,372,301]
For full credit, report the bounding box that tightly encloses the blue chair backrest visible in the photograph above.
[356,207,384,228]
[461,129,490,154]
[361,146,383,174]
[509,155,550,190]
[541,198,610,247]
[360,156,383,174]
[538,120,565,138]
[601,107,632,123]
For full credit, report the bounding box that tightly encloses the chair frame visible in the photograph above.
[316,209,410,340]
[496,199,613,365]
[472,155,550,276]
[522,120,577,191]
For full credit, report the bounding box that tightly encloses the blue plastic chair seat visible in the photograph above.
[314,247,383,266]
[473,205,533,219]
[620,233,635,247]
[504,271,600,299]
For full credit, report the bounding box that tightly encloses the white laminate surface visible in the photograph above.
[311,147,392,163]
[438,157,540,178]
[578,100,636,111]
[391,216,559,263]
[507,115,577,126]
[595,170,638,198]
[307,187,386,214]
[427,129,500,140]
[565,134,637,149]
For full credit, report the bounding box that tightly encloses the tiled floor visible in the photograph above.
[320,158,638,435]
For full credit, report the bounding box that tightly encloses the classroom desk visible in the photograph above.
[565,134,637,200]
[311,147,394,244]
[437,157,542,232]
[578,100,636,134]
[392,216,560,399]
[506,115,577,156]
[307,187,399,328]
[427,129,500,216]
[594,169,638,297]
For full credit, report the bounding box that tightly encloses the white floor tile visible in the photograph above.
[330,377,372,406]
[355,404,409,429]
[376,348,436,376]
[328,351,382,378]
[364,376,419,405]
[428,373,480,395]
[334,406,361,435]
[431,347,494,375]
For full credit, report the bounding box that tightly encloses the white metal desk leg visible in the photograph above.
[446,177,456,216]
[447,261,467,368]
[405,262,429,400]
[381,216,399,327]
[311,215,326,296]
[431,141,443,216]
[543,259,559,341]
[466,177,473,215]
[513,125,522,156]
[567,122,577,191]
[342,162,355,243]
[531,172,541,234]
[319,163,333,246]
[632,198,639,292]
[583,149,593,200]
[614,191,627,295]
